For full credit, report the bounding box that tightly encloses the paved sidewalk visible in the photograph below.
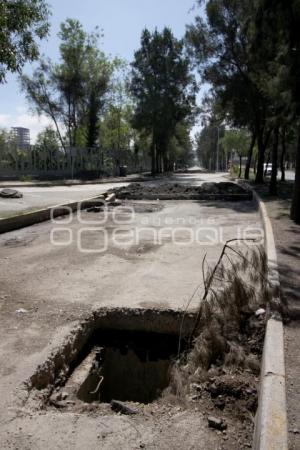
[255,183,300,450]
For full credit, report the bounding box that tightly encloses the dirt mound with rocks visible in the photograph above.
[111,182,252,201]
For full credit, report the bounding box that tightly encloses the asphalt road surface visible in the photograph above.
[0,172,229,218]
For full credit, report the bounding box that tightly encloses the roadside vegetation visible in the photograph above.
[166,242,269,441]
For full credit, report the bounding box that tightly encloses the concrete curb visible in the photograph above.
[0,195,104,234]
[252,190,288,450]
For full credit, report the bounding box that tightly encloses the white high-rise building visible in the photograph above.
[11,127,30,151]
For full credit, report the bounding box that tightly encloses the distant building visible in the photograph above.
[11,127,30,151]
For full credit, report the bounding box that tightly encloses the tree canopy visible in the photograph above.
[0,0,50,83]
[21,19,115,150]
[130,27,197,174]
[186,0,300,223]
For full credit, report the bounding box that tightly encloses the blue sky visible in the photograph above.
[0,0,203,141]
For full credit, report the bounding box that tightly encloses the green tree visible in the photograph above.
[35,126,60,170]
[36,126,60,149]
[220,129,250,178]
[195,117,225,171]
[169,122,194,169]
[0,0,50,83]
[0,127,19,169]
[130,27,197,174]
[99,104,133,170]
[186,0,272,183]
[84,48,114,148]
[252,0,300,220]
[21,19,114,149]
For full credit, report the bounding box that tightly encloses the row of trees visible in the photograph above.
[196,124,297,180]
[0,5,195,174]
[13,19,195,173]
[185,0,300,222]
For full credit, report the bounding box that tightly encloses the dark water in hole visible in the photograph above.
[77,330,183,404]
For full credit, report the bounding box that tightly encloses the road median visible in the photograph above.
[0,195,103,234]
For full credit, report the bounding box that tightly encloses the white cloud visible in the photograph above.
[0,114,11,127]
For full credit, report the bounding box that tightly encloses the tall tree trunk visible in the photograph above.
[291,124,300,223]
[151,130,156,176]
[255,126,272,183]
[270,125,279,195]
[255,131,265,183]
[156,146,160,173]
[254,153,257,174]
[244,131,256,180]
[68,96,72,148]
[264,151,271,177]
[238,154,242,178]
[280,127,286,182]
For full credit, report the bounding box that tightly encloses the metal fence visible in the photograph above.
[0,146,150,180]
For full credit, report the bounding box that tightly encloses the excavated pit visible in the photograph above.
[68,329,182,404]
[26,308,195,408]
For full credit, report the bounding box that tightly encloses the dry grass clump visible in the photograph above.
[170,240,269,397]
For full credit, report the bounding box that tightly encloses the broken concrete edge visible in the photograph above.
[251,189,288,450]
[20,307,197,406]
[116,193,253,201]
[0,194,106,234]
[0,190,252,235]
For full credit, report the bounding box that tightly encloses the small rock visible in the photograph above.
[207,416,227,431]
[214,397,225,410]
[15,308,28,314]
[292,428,299,434]
[0,188,23,198]
[54,400,68,408]
[208,383,219,397]
[105,193,116,203]
[191,383,202,392]
[255,308,266,317]
[110,399,138,415]
[51,392,62,402]
[246,388,254,395]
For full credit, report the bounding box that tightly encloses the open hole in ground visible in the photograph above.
[25,308,195,408]
[67,329,183,404]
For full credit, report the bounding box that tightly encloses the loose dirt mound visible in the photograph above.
[111,182,252,200]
